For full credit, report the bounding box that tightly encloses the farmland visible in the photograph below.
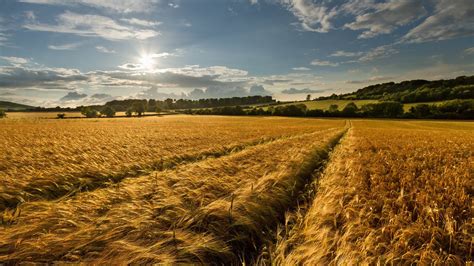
[258,99,453,112]
[0,115,472,264]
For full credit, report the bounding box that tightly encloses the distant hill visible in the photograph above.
[0,101,35,111]
[331,75,474,103]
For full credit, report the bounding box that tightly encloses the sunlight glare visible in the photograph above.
[139,54,155,70]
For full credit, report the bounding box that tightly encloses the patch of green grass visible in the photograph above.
[258,99,462,112]
[402,100,459,112]
[259,100,379,111]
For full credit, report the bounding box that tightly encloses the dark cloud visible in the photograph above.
[101,71,247,88]
[249,85,272,96]
[60,91,87,101]
[281,88,328,94]
[0,66,87,89]
[135,87,183,99]
[90,93,113,99]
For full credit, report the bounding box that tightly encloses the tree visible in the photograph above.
[328,104,339,113]
[132,101,146,116]
[0,109,6,118]
[306,94,311,101]
[57,113,65,119]
[101,106,116,117]
[155,106,162,113]
[342,102,358,116]
[125,108,133,117]
[81,107,98,118]
[361,101,404,118]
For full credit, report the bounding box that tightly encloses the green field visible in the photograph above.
[259,99,454,112]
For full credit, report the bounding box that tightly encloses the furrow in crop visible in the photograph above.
[0,128,345,264]
[0,133,286,211]
[174,127,349,264]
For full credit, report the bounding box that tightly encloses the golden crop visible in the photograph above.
[0,115,472,264]
[0,115,344,210]
[275,120,474,265]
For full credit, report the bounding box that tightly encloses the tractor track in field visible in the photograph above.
[0,128,341,212]
[171,124,351,264]
[251,121,352,264]
[0,125,349,264]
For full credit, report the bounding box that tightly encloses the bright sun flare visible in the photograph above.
[139,54,155,70]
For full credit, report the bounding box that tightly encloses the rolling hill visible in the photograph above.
[0,101,35,111]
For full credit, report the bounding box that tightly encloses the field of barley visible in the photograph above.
[0,114,472,264]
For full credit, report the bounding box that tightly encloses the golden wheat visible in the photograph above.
[1,115,471,264]
[0,124,345,264]
[0,115,344,209]
[276,120,474,265]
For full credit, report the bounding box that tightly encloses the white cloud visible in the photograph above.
[0,56,30,66]
[280,0,338,32]
[120,18,162,27]
[330,50,363,57]
[24,11,160,41]
[281,87,327,94]
[96,46,116,54]
[151,52,175,58]
[249,0,258,5]
[345,0,426,39]
[19,0,159,13]
[24,10,36,20]
[292,67,311,71]
[403,0,474,43]
[465,47,474,55]
[346,75,394,84]
[0,33,7,46]
[310,59,339,67]
[168,3,179,9]
[357,45,398,62]
[48,42,81,50]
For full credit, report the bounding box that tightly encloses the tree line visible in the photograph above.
[318,75,474,103]
[185,99,474,119]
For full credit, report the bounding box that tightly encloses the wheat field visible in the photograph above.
[0,115,472,264]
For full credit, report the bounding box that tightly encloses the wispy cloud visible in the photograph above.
[281,87,327,94]
[292,67,311,71]
[330,50,363,57]
[19,0,159,13]
[346,75,394,84]
[0,56,30,66]
[357,45,398,62]
[344,0,426,39]
[96,46,116,54]
[120,18,162,27]
[280,0,337,33]
[465,47,474,55]
[48,42,81,50]
[24,11,159,41]
[402,0,474,43]
[310,59,338,67]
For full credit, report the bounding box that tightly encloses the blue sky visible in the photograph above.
[0,0,473,107]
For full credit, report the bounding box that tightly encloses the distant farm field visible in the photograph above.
[0,115,472,264]
[262,99,454,112]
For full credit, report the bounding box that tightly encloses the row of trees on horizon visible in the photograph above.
[186,99,474,120]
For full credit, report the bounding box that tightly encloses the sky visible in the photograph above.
[0,0,473,107]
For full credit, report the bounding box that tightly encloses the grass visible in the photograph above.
[257,99,456,112]
[0,115,472,264]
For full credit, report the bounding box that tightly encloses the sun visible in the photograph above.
[139,54,155,70]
